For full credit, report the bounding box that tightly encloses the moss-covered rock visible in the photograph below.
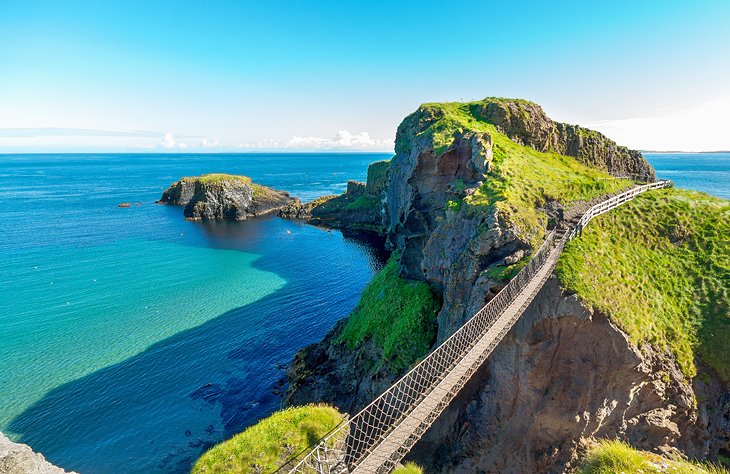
[580,439,729,474]
[285,98,729,472]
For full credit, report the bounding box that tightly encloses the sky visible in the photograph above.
[1,0,729,153]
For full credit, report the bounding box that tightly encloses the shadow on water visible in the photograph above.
[8,217,388,474]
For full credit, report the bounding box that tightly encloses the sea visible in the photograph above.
[0,153,390,473]
[0,152,727,473]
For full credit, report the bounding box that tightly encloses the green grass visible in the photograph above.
[338,254,441,371]
[581,440,730,474]
[192,405,343,474]
[251,183,283,201]
[366,160,390,195]
[346,195,381,211]
[485,255,530,282]
[399,99,633,246]
[557,188,730,382]
[195,173,253,185]
[393,462,424,474]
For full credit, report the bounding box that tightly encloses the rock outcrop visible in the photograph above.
[284,98,728,472]
[279,160,389,234]
[0,432,75,474]
[157,174,294,220]
[472,98,655,180]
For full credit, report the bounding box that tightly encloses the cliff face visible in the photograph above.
[158,174,293,220]
[284,98,728,471]
[406,277,729,473]
[0,432,76,474]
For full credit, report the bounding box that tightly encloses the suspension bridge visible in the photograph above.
[281,179,672,474]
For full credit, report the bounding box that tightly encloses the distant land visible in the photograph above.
[641,150,730,154]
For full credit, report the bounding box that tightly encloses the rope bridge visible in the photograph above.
[281,179,672,474]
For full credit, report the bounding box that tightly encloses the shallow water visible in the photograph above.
[0,153,389,473]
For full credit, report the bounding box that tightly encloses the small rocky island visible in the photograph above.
[157,173,295,220]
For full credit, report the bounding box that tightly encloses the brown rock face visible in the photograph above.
[475,99,655,180]
[405,277,729,473]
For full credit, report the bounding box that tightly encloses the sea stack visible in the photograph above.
[158,173,295,220]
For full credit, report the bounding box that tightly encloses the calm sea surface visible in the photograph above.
[0,152,726,473]
[644,152,730,199]
[0,153,389,473]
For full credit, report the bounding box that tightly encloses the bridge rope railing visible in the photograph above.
[281,178,673,474]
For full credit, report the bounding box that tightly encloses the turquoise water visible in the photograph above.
[0,153,389,473]
[645,152,730,199]
[0,152,726,473]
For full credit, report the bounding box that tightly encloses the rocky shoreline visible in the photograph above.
[0,433,75,474]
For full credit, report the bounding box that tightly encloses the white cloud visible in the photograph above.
[588,97,730,151]
[0,127,394,152]
[287,130,393,150]
[160,133,176,149]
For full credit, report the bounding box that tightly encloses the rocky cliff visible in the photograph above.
[472,98,655,179]
[406,277,729,472]
[0,433,75,474]
[158,174,294,220]
[279,160,389,235]
[284,98,728,472]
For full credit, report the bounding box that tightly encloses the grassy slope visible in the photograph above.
[557,188,730,381]
[192,405,343,474]
[581,440,729,474]
[338,255,441,371]
[406,100,633,247]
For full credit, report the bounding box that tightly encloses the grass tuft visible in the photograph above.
[581,439,730,474]
[393,462,424,474]
[192,405,343,474]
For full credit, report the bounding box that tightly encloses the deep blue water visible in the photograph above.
[0,152,726,474]
[645,152,730,199]
[0,153,390,473]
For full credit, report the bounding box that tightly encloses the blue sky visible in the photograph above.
[1,0,729,152]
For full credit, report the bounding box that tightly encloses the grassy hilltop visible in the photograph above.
[558,188,730,382]
[396,99,636,246]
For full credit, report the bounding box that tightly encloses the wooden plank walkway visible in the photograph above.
[353,238,565,473]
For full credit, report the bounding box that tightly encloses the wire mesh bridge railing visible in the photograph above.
[280,179,672,474]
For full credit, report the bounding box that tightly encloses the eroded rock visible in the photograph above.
[0,432,75,474]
